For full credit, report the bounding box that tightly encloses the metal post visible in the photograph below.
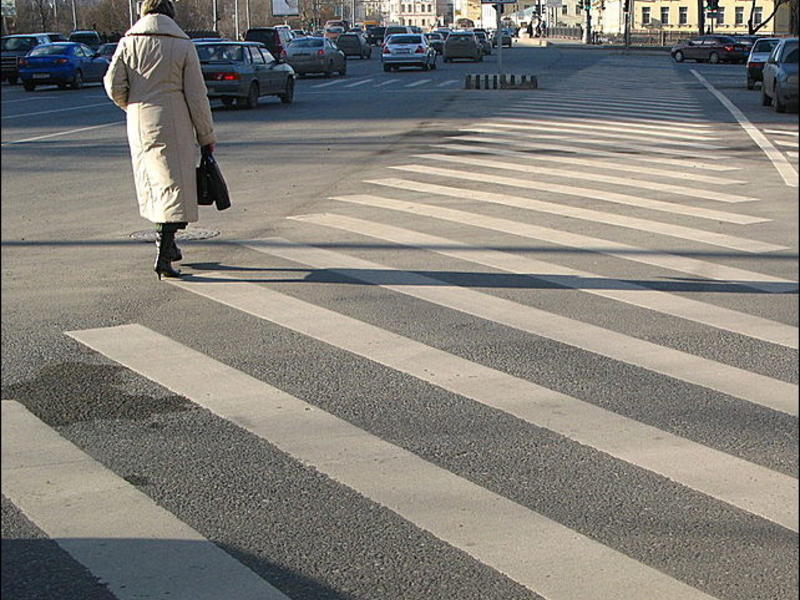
[245,0,250,30]
[583,0,591,43]
[71,0,77,29]
[495,2,502,73]
[212,0,217,34]
[234,0,239,39]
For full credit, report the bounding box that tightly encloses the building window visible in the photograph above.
[753,6,763,23]
[576,3,581,14]
[735,6,744,24]
[422,18,426,24]
[641,6,650,24]
[716,6,724,23]
[660,6,669,24]
[679,6,687,24]
[562,4,568,14]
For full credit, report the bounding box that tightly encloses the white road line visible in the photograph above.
[501,107,711,128]
[498,111,714,132]
[446,136,739,172]
[0,101,113,120]
[515,98,706,118]
[66,325,725,600]
[516,93,702,108]
[507,103,707,123]
[378,171,784,253]
[431,142,744,184]
[414,152,758,205]
[787,151,799,159]
[478,122,723,149]
[311,79,345,88]
[405,79,431,87]
[495,117,718,141]
[773,138,798,148]
[374,79,400,87]
[460,128,719,159]
[335,194,796,293]
[1,401,291,600]
[1,120,125,145]
[344,78,375,87]
[437,79,459,87]
[764,129,799,137]
[692,70,798,188]
[159,270,797,532]
[294,210,798,349]
[0,95,58,103]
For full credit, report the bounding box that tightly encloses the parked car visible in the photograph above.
[424,32,445,54]
[2,32,67,84]
[383,25,414,41]
[474,30,492,55]
[285,36,346,76]
[761,37,798,112]
[96,42,118,60]
[443,31,482,62]
[381,33,437,71]
[366,26,386,45]
[336,32,372,59]
[68,30,103,50]
[19,42,108,91]
[244,27,293,60]
[746,37,780,89]
[671,35,750,64]
[492,28,513,48]
[324,26,346,43]
[195,41,295,108]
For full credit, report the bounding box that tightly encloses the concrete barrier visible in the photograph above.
[464,73,538,90]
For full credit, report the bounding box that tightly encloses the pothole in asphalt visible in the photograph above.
[129,228,220,242]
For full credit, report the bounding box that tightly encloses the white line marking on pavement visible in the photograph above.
[516,93,703,108]
[498,111,714,133]
[432,142,744,184]
[514,98,706,118]
[66,324,726,599]
[787,151,799,159]
[1,401,291,600]
[0,101,113,120]
[311,78,345,88]
[335,194,797,293]
[414,152,759,206]
[506,103,707,123]
[297,210,798,348]
[1,120,125,145]
[495,117,718,141]
[446,136,739,171]
[374,79,400,86]
[774,139,798,148]
[0,95,58,103]
[378,171,784,253]
[437,79,459,87]
[764,129,799,137]
[691,69,798,188]
[344,78,375,87]
[405,79,431,87]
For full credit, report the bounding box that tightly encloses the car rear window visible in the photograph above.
[1,37,37,51]
[783,44,798,63]
[449,34,472,40]
[196,44,245,62]
[327,26,344,33]
[752,39,779,53]
[426,33,442,40]
[389,35,421,44]
[29,44,73,56]
[290,38,323,47]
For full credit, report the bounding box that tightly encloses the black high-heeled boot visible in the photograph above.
[168,238,182,262]
[154,231,182,280]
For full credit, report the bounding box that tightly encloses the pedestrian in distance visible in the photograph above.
[103,0,217,280]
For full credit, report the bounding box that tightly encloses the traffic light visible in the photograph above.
[623,0,629,12]
[706,0,719,10]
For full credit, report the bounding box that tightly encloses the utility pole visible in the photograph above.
[697,0,704,34]
[495,2,503,72]
[234,0,239,39]
[623,0,630,48]
[212,0,217,34]
[70,0,77,29]
[582,0,591,43]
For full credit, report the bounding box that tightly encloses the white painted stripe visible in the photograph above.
[498,111,714,132]
[344,78,375,87]
[431,142,744,184]
[514,98,705,118]
[495,117,717,141]
[375,79,400,86]
[478,122,724,149]
[405,79,430,87]
[461,128,715,159]
[764,129,799,137]
[311,78,345,88]
[0,101,113,120]
[66,325,726,599]
[0,95,58,103]
[414,152,759,206]
[248,238,797,415]
[437,79,459,87]
[377,171,784,253]
[333,193,797,293]
[774,138,798,148]
[295,210,798,349]
[1,401,290,600]
[1,120,124,146]
[787,151,799,159]
[517,93,703,109]
[691,70,798,188]
[506,103,707,123]
[446,136,739,172]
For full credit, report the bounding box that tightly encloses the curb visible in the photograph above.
[465,73,538,90]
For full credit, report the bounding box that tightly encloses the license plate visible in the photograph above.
[33,73,49,79]
[395,49,410,54]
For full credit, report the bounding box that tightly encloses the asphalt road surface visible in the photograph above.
[2,39,798,600]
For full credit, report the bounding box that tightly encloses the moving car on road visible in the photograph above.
[381,33,437,71]
[325,26,346,43]
[196,41,295,108]
[2,32,67,84]
[443,31,482,62]
[19,42,108,91]
[96,42,118,60]
[492,28,513,48]
[244,27,293,60]
[68,30,103,50]
[671,35,750,64]
[336,32,372,59]
[474,31,492,55]
[424,32,445,54]
[746,37,780,89]
[761,37,798,113]
[285,36,346,77]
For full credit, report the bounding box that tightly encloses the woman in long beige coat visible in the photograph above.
[104,0,217,279]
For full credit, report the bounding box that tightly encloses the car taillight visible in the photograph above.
[18,58,27,66]
[316,49,325,56]
[212,72,239,81]
[415,46,425,53]
[55,58,68,64]
[724,45,734,52]
[383,46,391,53]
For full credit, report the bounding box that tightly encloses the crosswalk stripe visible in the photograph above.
[344,78,374,87]
[518,93,703,109]
[773,139,798,148]
[405,79,431,87]
[446,136,739,172]
[294,210,797,349]
[378,171,785,253]
[414,152,759,206]
[498,111,715,132]
[311,79,345,88]
[506,103,707,123]
[431,142,744,184]
[330,193,796,293]
[65,324,724,600]
[478,122,724,149]
[514,98,705,118]
[375,79,400,87]
[501,107,711,129]
[764,129,799,137]
[495,116,718,141]
[437,79,459,87]
[1,401,290,600]
[787,151,799,159]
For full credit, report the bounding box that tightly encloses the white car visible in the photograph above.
[746,37,780,89]
[381,33,437,72]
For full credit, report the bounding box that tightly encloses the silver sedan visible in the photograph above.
[285,36,346,77]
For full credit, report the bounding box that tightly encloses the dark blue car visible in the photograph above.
[19,42,109,91]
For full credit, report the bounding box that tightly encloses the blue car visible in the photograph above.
[19,42,109,91]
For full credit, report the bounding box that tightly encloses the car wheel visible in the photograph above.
[71,70,83,89]
[709,52,720,64]
[746,76,754,90]
[761,87,771,106]
[23,80,35,92]
[280,78,294,104]
[674,50,684,63]
[221,96,234,106]
[237,82,259,109]
[383,64,391,72]
[422,61,429,71]
[431,56,437,70]
[325,63,333,77]
[773,84,786,112]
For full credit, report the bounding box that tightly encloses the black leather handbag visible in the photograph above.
[196,147,230,211]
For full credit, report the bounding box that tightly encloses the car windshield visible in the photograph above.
[29,44,73,56]
[289,38,323,47]
[196,44,244,62]
[327,27,344,33]
[426,34,442,40]
[1,37,37,51]
[389,35,421,44]
[752,39,779,53]
[70,34,98,43]
[782,43,798,62]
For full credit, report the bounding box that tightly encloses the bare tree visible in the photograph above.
[748,0,790,34]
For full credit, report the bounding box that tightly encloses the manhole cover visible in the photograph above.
[129,228,220,242]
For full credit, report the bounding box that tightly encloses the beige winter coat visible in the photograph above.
[104,14,216,224]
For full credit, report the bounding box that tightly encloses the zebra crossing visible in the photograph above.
[762,128,799,162]
[3,82,797,600]
[305,76,461,91]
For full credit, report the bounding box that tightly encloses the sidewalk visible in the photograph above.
[515,36,671,56]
